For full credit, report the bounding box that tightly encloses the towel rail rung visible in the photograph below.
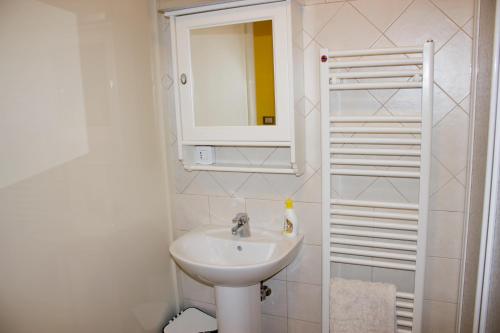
[333,70,422,79]
[330,127,421,134]
[331,247,417,261]
[331,169,421,178]
[330,116,422,123]
[331,199,419,210]
[330,227,418,241]
[331,158,420,167]
[331,256,416,271]
[396,292,415,300]
[329,58,423,69]
[331,237,418,251]
[332,218,418,231]
[328,46,423,57]
[330,137,421,145]
[397,319,414,327]
[397,310,414,318]
[331,209,419,221]
[331,148,421,156]
[331,81,422,90]
[396,301,415,309]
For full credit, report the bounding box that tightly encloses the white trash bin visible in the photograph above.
[164,308,217,333]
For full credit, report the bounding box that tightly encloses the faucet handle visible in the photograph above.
[232,212,249,224]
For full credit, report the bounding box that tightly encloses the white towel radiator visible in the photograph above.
[320,41,434,333]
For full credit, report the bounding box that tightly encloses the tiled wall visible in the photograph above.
[159,0,474,331]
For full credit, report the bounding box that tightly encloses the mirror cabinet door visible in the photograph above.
[175,3,291,142]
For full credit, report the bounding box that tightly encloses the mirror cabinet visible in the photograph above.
[165,0,304,174]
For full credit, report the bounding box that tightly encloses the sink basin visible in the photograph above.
[170,225,303,286]
[170,224,303,333]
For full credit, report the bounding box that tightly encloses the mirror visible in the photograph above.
[190,20,276,127]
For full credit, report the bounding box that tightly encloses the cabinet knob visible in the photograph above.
[180,73,187,85]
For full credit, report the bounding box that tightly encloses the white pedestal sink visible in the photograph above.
[169,225,303,333]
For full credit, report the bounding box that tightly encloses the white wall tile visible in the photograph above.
[331,89,382,116]
[427,211,464,258]
[356,178,408,203]
[210,171,251,197]
[332,175,377,200]
[214,147,248,164]
[430,156,453,195]
[246,199,285,231]
[303,2,343,37]
[262,279,288,317]
[332,262,372,281]
[208,196,245,226]
[303,30,313,49]
[235,174,282,200]
[351,0,412,31]
[424,257,461,303]
[183,172,228,196]
[288,318,322,333]
[287,282,322,323]
[264,165,316,199]
[460,94,471,114]
[262,315,287,333]
[431,0,474,26]
[292,170,322,203]
[372,268,415,293]
[432,84,457,126]
[462,18,474,37]
[304,0,326,5]
[287,244,322,284]
[456,168,467,186]
[422,300,457,333]
[385,0,458,49]
[174,194,210,230]
[316,3,381,50]
[179,271,215,304]
[434,31,473,103]
[305,108,321,170]
[271,267,287,281]
[432,106,470,174]
[384,178,420,204]
[238,147,276,165]
[295,202,322,245]
[304,40,321,105]
[384,88,422,115]
[430,178,466,212]
[173,160,198,193]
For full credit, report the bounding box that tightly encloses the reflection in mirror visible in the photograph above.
[190,20,276,127]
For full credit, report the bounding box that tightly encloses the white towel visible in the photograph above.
[330,278,396,333]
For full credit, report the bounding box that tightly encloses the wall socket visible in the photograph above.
[194,146,215,165]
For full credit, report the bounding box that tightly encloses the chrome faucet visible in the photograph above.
[231,213,250,237]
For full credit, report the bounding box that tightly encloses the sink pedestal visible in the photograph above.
[215,284,261,333]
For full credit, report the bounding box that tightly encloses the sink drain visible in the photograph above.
[236,245,242,251]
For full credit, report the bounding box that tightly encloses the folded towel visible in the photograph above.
[330,278,396,333]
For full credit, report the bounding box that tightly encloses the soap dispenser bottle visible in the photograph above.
[283,198,298,237]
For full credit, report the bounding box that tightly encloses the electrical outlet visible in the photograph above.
[194,146,215,165]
